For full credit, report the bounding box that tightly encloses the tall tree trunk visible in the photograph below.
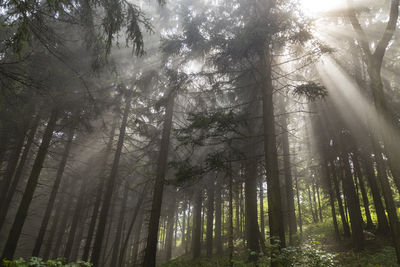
[181,200,187,251]
[260,45,285,250]
[0,115,40,232]
[142,92,175,267]
[316,183,323,222]
[359,152,389,233]
[294,171,303,235]
[192,188,202,260]
[32,121,76,256]
[258,177,265,240]
[280,98,297,243]
[63,177,88,260]
[330,161,351,237]
[206,183,214,257]
[131,211,144,266]
[90,93,132,267]
[312,181,319,223]
[1,108,58,260]
[228,168,234,267]
[307,184,316,223]
[0,126,27,205]
[82,123,116,261]
[118,185,147,267]
[323,161,340,240]
[71,197,90,261]
[165,191,177,261]
[214,178,222,256]
[340,153,365,251]
[351,153,373,230]
[111,182,129,266]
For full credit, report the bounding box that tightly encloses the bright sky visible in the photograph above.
[299,0,346,15]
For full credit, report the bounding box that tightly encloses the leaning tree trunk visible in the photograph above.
[142,92,176,267]
[1,108,58,261]
[90,93,132,267]
[0,115,40,232]
[32,121,76,256]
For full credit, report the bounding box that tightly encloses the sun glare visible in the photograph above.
[299,0,345,16]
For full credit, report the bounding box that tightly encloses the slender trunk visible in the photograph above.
[118,185,147,267]
[214,178,222,256]
[206,183,214,257]
[32,122,75,256]
[0,126,27,205]
[131,211,144,266]
[90,93,132,267]
[280,101,297,242]
[1,109,58,260]
[258,177,265,240]
[181,200,187,251]
[82,123,116,261]
[312,181,319,223]
[323,161,340,240]
[165,191,177,261]
[71,197,89,261]
[185,201,191,254]
[228,166,234,267]
[63,178,88,260]
[294,171,302,235]
[316,183,323,222]
[340,153,365,251]
[261,45,285,250]
[330,161,351,236]
[307,184,316,223]
[142,92,175,267]
[360,152,389,233]
[0,115,39,232]
[192,188,202,259]
[111,182,129,266]
[351,153,373,230]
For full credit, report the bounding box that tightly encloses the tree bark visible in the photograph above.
[165,190,177,261]
[214,177,223,256]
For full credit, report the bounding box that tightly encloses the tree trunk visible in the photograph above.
[294,171,302,235]
[228,169,234,267]
[90,93,132,266]
[214,178,222,256]
[111,182,129,266]
[307,184,316,223]
[32,122,76,256]
[82,122,116,261]
[165,191,177,261]
[312,181,319,223]
[118,185,147,267]
[142,92,175,267]
[316,183,323,222]
[192,188,202,260]
[340,153,365,251]
[131,211,144,266]
[330,161,351,237]
[258,177,265,240]
[0,115,39,232]
[63,177,88,260]
[260,45,285,250]
[351,153,373,230]
[1,108,58,260]
[280,99,297,243]
[206,183,214,257]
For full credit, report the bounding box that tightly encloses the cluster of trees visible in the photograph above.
[1,0,400,266]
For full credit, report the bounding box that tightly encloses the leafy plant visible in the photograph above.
[2,257,92,267]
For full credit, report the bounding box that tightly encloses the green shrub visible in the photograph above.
[2,257,92,267]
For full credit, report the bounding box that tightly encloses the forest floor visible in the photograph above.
[163,221,399,267]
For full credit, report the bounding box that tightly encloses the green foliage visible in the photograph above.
[2,257,92,267]
[294,82,328,101]
[273,240,338,267]
[338,247,399,267]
